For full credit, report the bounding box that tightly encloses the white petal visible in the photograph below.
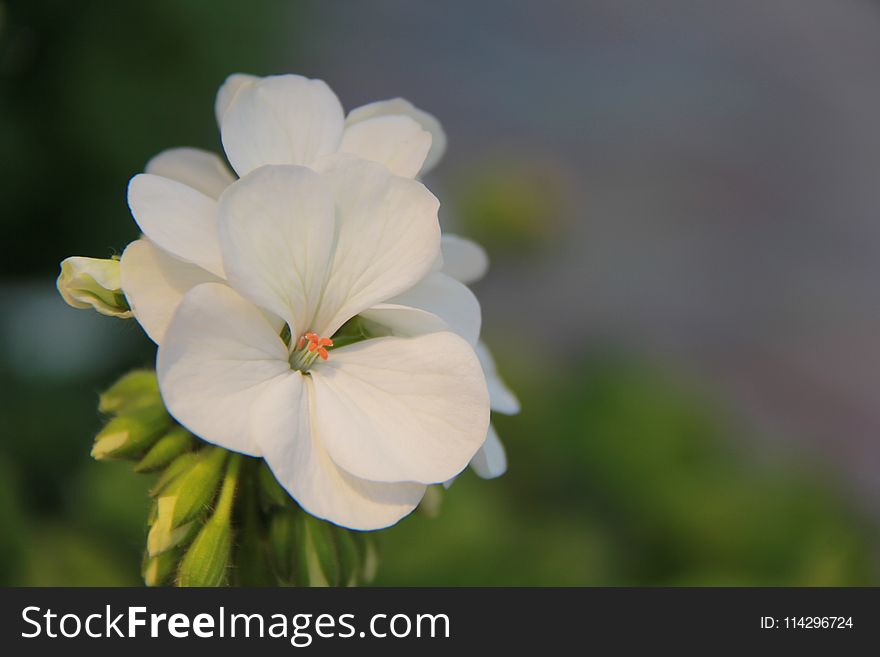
[476,341,520,414]
[470,424,507,479]
[310,332,490,484]
[346,98,447,175]
[440,234,490,284]
[217,165,336,336]
[220,74,344,176]
[145,148,236,199]
[127,173,224,277]
[157,283,291,456]
[214,73,258,126]
[310,158,440,336]
[387,272,481,345]
[120,239,221,344]
[252,374,426,530]
[339,115,432,178]
[359,303,449,338]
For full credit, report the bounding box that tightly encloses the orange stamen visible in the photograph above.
[295,331,334,365]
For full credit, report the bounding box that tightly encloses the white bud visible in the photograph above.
[57,256,131,318]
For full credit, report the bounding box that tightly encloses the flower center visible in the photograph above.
[289,332,333,372]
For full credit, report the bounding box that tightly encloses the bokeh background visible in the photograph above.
[2,0,879,585]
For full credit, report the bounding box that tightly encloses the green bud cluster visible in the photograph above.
[264,491,377,587]
[93,369,380,588]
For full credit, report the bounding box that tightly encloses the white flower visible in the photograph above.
[121,73,448,344]
[436,235,521,479]
[157,160,490,530]
[215,73,445,179]
[57,256,132,318]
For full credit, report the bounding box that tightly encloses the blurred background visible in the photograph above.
[1,0,879,585]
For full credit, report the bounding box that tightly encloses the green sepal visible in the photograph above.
[134,426,194,473]
[257,461,290,511]
[329,316,372,349]
[176,455,241,587]
[142,549,179,587]
[162,446,228,527]
[176,517,231,587]
[91,404,171,460]
[149,451,200,497]
[98,370,161,415]
[147,502,199,557]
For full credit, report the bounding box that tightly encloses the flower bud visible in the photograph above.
[176,515,232,587]
[57,256,131,318]
[98,370,161,415]
[91,405,171,460]
[162,447,228,527]
[147,496,199,556]
[176,455,241,587]
[149,452,199,497]
[134,427,194,473]
[142,549,179,587]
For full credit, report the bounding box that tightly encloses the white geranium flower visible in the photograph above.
[156,160,490,530]
[437,234,521,479]
[121,73,448,344]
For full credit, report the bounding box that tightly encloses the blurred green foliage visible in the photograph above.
[0,0,298,279]
[377,352,877,585]
[451,158,569,255]
[0,1,876,586]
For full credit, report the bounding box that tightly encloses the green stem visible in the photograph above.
[214,453,242,524]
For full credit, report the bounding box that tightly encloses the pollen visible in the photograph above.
[291,331,334,370]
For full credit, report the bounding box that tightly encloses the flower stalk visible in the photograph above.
[176,454,241,587]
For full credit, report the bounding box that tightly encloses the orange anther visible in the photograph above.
[319,337,333,347]
[307,341,318,352]
[297,336,306,349]
[318,348,329,360]
[304,332,318,341]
